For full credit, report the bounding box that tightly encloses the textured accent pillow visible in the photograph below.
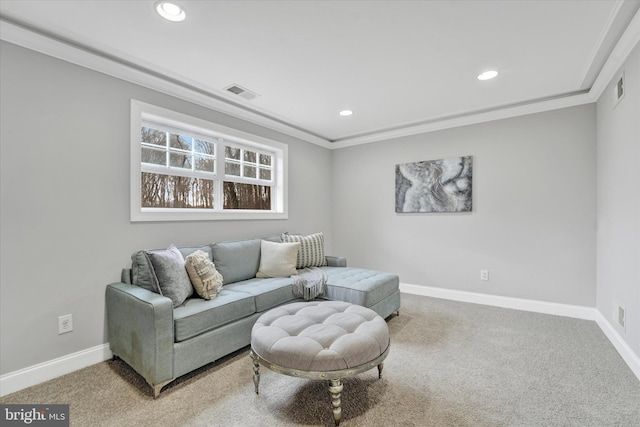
[281,232,328,268]
[256,240,300,278]
[145,245,193,307]
[185,250,223,299]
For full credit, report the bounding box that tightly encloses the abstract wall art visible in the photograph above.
[395,156,473,213]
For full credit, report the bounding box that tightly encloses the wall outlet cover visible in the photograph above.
[58,314,73,335]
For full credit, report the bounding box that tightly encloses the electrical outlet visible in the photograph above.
[480,270,489,281]
[58,314,73,335]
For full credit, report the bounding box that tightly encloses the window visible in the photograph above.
[131,100,287,221]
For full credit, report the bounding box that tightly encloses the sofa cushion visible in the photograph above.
[131,245,211,292]
[178,245,213,260]
[212,239,261,285]
[224,277,298,312]
[185,250,223,299]
[321,267,399,308]
[131,251,160,293]
[173,289,256,342]
[146,245,193,307]
[281,232,328,268]
[256,240,300,278]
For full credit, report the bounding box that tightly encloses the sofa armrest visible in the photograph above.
[325,256,347,267]
[106,282,174,390]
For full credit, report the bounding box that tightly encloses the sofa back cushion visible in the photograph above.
[212,238,261,285]
[177,245,213,260]
[131,251,160,293]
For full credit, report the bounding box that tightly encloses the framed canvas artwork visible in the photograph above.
[395,156,472,213]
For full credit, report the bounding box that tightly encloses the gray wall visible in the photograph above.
[331,104,597,306]
[4,36,634,377]
[596,42,640,357]
[0,42,333,374]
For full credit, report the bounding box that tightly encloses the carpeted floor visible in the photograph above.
[2,293,640,426]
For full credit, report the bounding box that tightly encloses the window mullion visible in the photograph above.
[165,130,170,167]
[215,143,225,211]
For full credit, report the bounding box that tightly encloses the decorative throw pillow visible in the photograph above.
[281,232,328,269]
[145,245,193,307]
[185,250,223,299]
[256,240,300,278]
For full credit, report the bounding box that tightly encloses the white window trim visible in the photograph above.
[131,99,288,221]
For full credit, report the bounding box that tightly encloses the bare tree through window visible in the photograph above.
[223,182,271,210]
[140,125,273,211]
[141,173,214,208]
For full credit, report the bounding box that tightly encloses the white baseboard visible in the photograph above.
[400,283,596,320]
[2,286,638,397]
[400,283,640,381]
[595,310,640,381]
[0,344,112,397]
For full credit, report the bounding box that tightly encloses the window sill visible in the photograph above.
[131,209,288,222]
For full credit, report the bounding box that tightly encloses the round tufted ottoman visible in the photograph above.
[250,300,390,426]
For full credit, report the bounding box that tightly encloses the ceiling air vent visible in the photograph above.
[225,84,259,101]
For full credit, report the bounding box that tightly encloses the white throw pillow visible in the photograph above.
[256,240,300,278]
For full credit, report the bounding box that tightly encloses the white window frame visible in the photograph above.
[131,99,288,221]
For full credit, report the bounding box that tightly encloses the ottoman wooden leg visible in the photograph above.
[250,350,260,394]
[378,362,384,379]
[329,378,343,426]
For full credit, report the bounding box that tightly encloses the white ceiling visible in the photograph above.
[1,0,639,145]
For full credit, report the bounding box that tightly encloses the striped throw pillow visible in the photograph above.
[281,232,328,269]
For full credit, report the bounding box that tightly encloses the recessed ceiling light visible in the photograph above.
[155,1,186,22]
[339,110,353,116]
[477,70,499,81]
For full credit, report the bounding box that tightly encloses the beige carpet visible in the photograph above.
[2,294,640,426]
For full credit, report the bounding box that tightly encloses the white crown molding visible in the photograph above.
[0,18,333,149]
[1,6,639,151]
[333,5,640,148]
[589,5,640,99]
[577,0,625,89]
[0,344,112,398]
[332,92,595,148]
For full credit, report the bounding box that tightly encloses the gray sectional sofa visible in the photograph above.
[106,234,400,397]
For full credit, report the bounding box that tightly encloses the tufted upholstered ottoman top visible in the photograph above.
[251,300,390,372]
